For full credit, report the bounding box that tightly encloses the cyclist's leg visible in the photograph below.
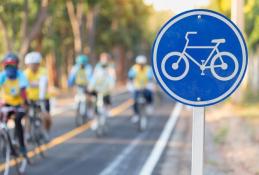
[133,90,140,115]
[103,94,111,116]
[103,94,111,106]
[42,99,52,132]
[144,89,153,105]
[14,109,26,154]
[90,90,98,114]
[144,88,154,114]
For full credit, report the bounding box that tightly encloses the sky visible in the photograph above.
[144,0,210,13]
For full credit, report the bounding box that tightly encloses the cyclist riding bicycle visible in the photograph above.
[24,51,52,141]
[128,55,154,123]
[88,53,115,135]
[89,53,116,115]
[0,53,29,155]
[68,54,93,122]
[89,52,116,115]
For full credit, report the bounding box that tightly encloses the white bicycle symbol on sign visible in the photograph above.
[161,31,239,81]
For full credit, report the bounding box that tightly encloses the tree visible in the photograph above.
[245,0,259,52]
[66,0,84,55]
[96,0,152,83]
[209,0,259,52]
[0,0,50,58]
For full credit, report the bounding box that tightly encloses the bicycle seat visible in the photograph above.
[211,39,226,44]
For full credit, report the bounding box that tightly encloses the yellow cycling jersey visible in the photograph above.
[75,68,88,86]
[24,67,48,101]
[1,79,23,106]
[132,65,150,89]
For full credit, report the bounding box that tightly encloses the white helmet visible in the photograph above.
[25,52,42,65]
[136,55,147,64]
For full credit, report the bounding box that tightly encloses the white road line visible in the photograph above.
[139,103,183,175]
[100,133,146,175]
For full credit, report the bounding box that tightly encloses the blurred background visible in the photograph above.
[0,0,258,92]
[0,0,258,175]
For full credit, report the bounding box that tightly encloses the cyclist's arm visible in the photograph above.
[39,75,48,100]
[128,67,136,80]
[0,72,6,87]
[88,67,97,92]
[85,65,93,82]
[18,71,29,104]
[147,66,153,81]
[68,66,78,87]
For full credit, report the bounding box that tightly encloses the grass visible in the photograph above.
[243,89,259,105]
[214,126,229,145]
[230,90,259,119]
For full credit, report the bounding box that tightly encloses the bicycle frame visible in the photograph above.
[161,31,239,81]
[178,32,224,70]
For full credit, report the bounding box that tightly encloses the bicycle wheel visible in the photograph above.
[6,131,24,175]
[0,133,11,175]
[75,102,88,127]
[75,102,83,126]
[210,52,239,81]
[161,52,189,81]
[30,117,46,158]
[96,113,105,137]
[138,105,147,132]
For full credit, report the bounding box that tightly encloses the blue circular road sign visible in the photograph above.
[152,9,248,107]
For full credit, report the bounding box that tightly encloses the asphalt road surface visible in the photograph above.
[1,92,191,175]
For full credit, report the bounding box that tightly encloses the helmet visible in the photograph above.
[25,52,42,64]
[76,54,89,65]
[136,55,147,64]
[2,52,19,67]
[2,53,19,79]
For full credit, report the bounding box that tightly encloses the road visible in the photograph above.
[1,92,194,175]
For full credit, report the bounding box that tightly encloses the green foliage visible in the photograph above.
[208,0,231,17]
[214,126,228,144]
[0,0,42,52]
[209,0,259,52]
[244,88,259,104]
[96,0,152,54]
[245,0,259,51]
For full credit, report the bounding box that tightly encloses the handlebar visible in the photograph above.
[0,106,26,123]
[187,32,198,35]
[185,31,198,41]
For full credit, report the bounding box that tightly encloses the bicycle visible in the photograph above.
[161,31,239,81]
[94,93,108,137]
[135,90,148,132]
[0,106,28,175]
[74,86,91,127]
[27,101,48,158]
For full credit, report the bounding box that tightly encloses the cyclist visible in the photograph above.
[68,54,92,88]
[68,54,93,119]
[89,52,116,114]
[24,51,52,140]
[128,55,154,123]
[0,53,29,155]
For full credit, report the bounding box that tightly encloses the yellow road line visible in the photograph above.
[0,99,133,172]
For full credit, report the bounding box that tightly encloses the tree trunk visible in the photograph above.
[231,0,246,103]
[46,53,58,87]
[19,0,50,59]
[0,17,13,51]
[35,32,44,51]
[86,5,99,59]
[21,0,29,43]
[112,46,127,85]
[66,0,83,55]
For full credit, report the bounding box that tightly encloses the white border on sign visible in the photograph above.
[153,10,247,106]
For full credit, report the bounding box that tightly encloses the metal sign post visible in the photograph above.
[151,9,248,175]
[191,107,205,175]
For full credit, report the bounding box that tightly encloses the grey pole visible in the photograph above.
[191,107,205,175]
